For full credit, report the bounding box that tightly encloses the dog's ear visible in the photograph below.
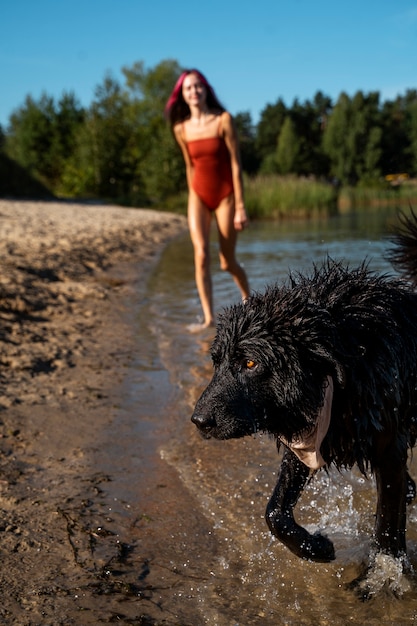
[311,345,346,388]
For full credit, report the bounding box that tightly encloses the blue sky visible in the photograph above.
[1,1,416,129]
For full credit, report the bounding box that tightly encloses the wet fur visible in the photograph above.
[192,210,417,572]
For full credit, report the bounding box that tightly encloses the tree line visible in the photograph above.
[1,59,417,207]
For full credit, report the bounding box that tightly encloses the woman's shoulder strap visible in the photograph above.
[217,111,227,136]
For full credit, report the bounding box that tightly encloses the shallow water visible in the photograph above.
[99,210,417,624]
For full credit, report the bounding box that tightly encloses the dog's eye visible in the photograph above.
[245,359,257,370]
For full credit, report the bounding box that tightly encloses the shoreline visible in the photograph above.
[0,200,188,623]
[0,199,187,409]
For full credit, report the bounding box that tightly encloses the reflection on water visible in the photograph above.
[150,210,399,327]
[114,209,417,624]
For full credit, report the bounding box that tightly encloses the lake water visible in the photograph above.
[96,209,417,625]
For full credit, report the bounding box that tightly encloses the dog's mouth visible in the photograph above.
[196,429,213,440]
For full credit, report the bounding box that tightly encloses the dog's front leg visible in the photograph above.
[266,447,335,562]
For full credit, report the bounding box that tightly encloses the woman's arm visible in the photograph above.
[173,124,193,190]
[222,112,248,230]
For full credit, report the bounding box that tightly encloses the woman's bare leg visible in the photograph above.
[215,196,250,300]
[187,190,215,327]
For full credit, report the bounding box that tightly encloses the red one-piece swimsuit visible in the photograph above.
[185,117,234,211]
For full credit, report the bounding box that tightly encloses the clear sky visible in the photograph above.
[1,1,416,129]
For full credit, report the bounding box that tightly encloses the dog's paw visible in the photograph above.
[347,552,412,600]
[299,531,336,562]
[269,516,336,562]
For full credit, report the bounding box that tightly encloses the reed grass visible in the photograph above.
[338,180,417,212]
[244,175,338,219]
[163,176,417,219]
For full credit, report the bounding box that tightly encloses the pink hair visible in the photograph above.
[164,69,224,124]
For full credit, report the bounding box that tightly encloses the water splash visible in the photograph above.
[357,553,412,598]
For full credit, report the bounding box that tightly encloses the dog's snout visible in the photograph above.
[191,412,216,432]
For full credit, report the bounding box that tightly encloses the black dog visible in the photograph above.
[192,211,417,569]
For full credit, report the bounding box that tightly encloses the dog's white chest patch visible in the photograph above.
[279,376,333,470]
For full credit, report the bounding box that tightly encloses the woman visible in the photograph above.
[165,69,250,331]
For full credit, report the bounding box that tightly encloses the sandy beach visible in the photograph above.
[0,200,187,624]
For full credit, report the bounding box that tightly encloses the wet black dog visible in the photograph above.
[192,211,417,570]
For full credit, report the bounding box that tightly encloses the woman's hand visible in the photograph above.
[234,205,249,231]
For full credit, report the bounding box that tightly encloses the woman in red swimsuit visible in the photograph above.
[165,69,250,331]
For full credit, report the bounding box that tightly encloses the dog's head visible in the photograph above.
[191,282,345,441]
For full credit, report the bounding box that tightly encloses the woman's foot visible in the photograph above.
[187,319,216,333]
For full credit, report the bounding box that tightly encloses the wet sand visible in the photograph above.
[3,203,417,625]
[0,200,190,624]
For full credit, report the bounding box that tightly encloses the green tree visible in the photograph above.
[6,93,56,185]
[49,92,85,193]
[323,91,382,184]
[380,94,411,175]
[409,98,417,175]
[322,92,352,183]
[257,93,332,178]
[276,116,301,174]
[121,59,185,204]
[297,91,332,176]
[6,91,84,191]
[55,92,85,161]
[234,111,259,174]
[84,74,134,200]
[256,98,288,168]
[349,91,382,183]
[403,90,417,177]
[361,126,383,182]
